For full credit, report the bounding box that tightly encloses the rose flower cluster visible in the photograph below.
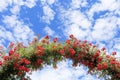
[0,35,120,80]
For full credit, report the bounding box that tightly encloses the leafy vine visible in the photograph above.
[0,35,120,80]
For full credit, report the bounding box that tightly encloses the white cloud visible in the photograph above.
[100,0,119,11]
[58,0,120,45]
[11,0,37,15]
[40,0,56,24]
[42,5,55,24]
[91,16,118,41]
[10,5,20,15]
[80,74,99,80]
[0,15,35,45]
[88,0,120,19]
[24,0,37,8]
[2,15,18,27]
[0,0,37,15]
[47,0,56,5]
[113,39,120,51]
[43,26,55,36]
[0,0,11,12]
[108,38,120,57]
[30,60,99,80]
[58,8,91,40]
[0,38,5,47]
[68,10,91,29]
[43,26,63,38]
[64,24,90,39]
[70,0,88,9]
[41,0,56,5]
[11,0,36,8]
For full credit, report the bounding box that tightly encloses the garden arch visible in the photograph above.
[0,35,120,80]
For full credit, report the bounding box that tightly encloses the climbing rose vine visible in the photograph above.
[0,35,120,80]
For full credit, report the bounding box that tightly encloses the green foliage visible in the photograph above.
[0,35,120,80]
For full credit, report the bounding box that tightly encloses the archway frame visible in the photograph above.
[0,35,120,80]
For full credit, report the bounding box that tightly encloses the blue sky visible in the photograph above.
[0,0,120,80]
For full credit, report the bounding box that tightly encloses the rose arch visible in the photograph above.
[0,35,120,80]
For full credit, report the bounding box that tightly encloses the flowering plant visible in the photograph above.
[0,35,120,80]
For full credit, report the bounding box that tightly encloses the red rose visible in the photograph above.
[45,35,49,39]
[9,42,14,48]
[0,61,2,66]
[112,52,116,55]
[20,58,31,65]
[53,37,58,42]
[69,48,75,56]
[59,49,65,55]
[37,59,42,65]
[66,40,71,44]
[101,47,106,51]
[0,46,3,50]
[9,50,14,55]
[69,34,74,38]
[3,56,9,60]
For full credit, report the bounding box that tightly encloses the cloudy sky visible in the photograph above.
[0,0,120,80]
